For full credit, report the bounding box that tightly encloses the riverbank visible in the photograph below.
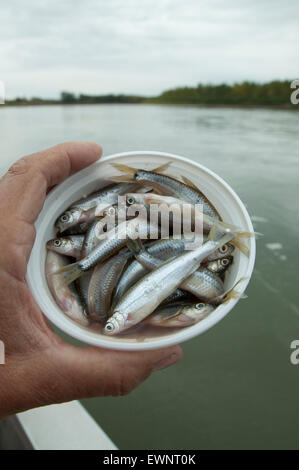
[2,101,298,111]
[2,80,297,109]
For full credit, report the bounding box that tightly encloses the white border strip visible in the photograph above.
[17,401,117,450]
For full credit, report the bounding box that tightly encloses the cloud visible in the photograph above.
[1,0,298,98]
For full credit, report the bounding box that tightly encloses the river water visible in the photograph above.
[0,104,298,449]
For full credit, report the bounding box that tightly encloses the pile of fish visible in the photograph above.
[46,162,252,336]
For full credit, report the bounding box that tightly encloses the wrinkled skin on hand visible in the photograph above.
[0,142,182,419]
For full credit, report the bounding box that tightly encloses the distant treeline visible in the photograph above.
[5,91,144,106]
[60,91,144,104]
[149,80,294,106]
[4,81,296,107]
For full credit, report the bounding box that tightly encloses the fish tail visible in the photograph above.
[235,231,259,238]
[222,277,248,302]
[52,261,83,285]
[208,223,234,246]
[109,174,134,182]
[111,163,137,174]
[229,230,260,256]
[208,221,257,256]
[203,214,241,234]
[110,163,137,182]
[181,175,198,190]
[204,215,259,241]
[110,161,171,181]
[152,162,171,173]
[207,223,219,242]
[213,277,248,304]
[230,238,249,257]
[236,230,263,239]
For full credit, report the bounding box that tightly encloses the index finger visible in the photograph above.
[0,141,102,225]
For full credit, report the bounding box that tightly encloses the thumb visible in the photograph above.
[0,141,102,226]
[46,343,183,401]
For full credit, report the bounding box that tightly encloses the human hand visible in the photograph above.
[0,142,182,419]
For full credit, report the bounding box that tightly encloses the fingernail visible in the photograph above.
[153,353,180,372]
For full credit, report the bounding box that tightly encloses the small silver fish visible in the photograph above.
[56,182,143,233]
[45,251,88,326]
[70,182,140,211]
[87,250,130,322]
[81,219,102,258]
[76,271,93,310]
[201,234,234,261]
[78,219,104,311]
[180,268,224,303]
[104,231,235,335]
[125,192,248,255]
[54,218,159,284]
[206,256,233,274]
[204,243,234,261]
[147,302,214,327]
[46,235,84,258]
[161,289,193,305]
[114,238,233,306]
[113,238,187,306]
[55,206,97,234]
[127,239,225,303]
[62,221,93,236]
[112,163,220,219]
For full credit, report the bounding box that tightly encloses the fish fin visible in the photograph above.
[222,277,248,302]
[216,220,241,233]
[111,163,137,175]
[230,230,259,256]
[236,231,263,239]
[213,277,248,304]
[226,230,257,256]
[52,261,82,285]
[109,174,134,182]
[181,175,199,190]
[152,162,171,173]
[207,224,219,242]
[206,223,233,248]
[235,231,257,238]
[203,214,241,236]
[230,238,249,257]
[209,222,256,253]
[109,163,137,182]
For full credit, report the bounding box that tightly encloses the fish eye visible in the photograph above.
[221,259,229,266]
[54,239,62,247]
[105,323,114,332]
[127,196,135,205]
[60,213,69,223]
[196,303,205,309]
[219,244,228,254]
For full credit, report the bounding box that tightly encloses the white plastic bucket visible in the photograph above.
[26,151,255,351]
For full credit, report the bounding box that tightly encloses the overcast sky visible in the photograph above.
[1,0,298,98]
